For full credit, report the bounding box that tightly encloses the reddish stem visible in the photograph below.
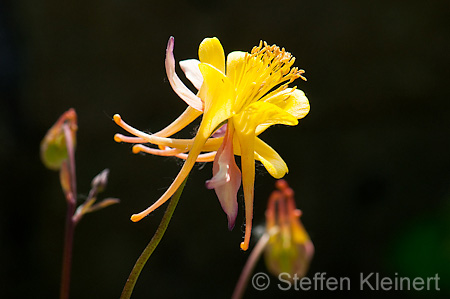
[60,123,77,299]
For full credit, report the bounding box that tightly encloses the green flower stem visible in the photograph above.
[60,123,77,299]
[120,177,188,299]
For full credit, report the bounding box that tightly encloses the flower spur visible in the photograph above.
[114,36,310,250]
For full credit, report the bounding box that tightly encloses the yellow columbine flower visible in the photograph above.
[114,36,310,250]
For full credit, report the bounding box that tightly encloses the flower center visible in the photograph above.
[233,41,306,113]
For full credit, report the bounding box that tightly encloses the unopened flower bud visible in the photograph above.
[91,168,110,193]
[40,109,77,170]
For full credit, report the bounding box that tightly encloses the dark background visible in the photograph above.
[1,0,450,298]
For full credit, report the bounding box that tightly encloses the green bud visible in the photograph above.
[40,109,77,170]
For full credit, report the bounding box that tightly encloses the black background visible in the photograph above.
[1,1,449,298]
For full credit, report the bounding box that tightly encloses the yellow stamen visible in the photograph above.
[231,41,306,113]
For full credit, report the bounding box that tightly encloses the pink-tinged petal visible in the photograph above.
[205,160,230,189]
[179,59,203,90]
[165,37,204,111]
[211,123,227,138]
[206,122,241,230]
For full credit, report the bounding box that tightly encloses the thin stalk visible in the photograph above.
[60,123,77,299]
[120,177,188,299]
[60,192,76,299]
[232,227,279,299]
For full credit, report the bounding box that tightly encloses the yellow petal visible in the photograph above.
[226,51,246,85]
[234,101,298,136]
[232,100,296,250]
[198,37,225,74]
[261,88,310,119]
[198,63,235,132]
[254,138,288,179]
[256,88,309,135]
[233,126,256,251]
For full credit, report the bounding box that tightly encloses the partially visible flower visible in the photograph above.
[114,36,310,250]
[264,180,314,278]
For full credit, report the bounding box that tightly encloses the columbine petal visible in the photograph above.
[261,88,310,119]
[206,122,241,230]
[226,51,246,85]
[165,36,203,111]
[257,88,309,135]
[154,106,202,137]
[254,138,288,179]
[235,101,299,136]
[198,37,225,74]
[233,102,298,250]
[229,136,288,179]
[179,59,203,90]
[233,125,256,251]
[197,63,235,129]
[280,89,309,119]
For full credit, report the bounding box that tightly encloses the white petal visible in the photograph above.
[180,59,203,90]
[165,37,203,111]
